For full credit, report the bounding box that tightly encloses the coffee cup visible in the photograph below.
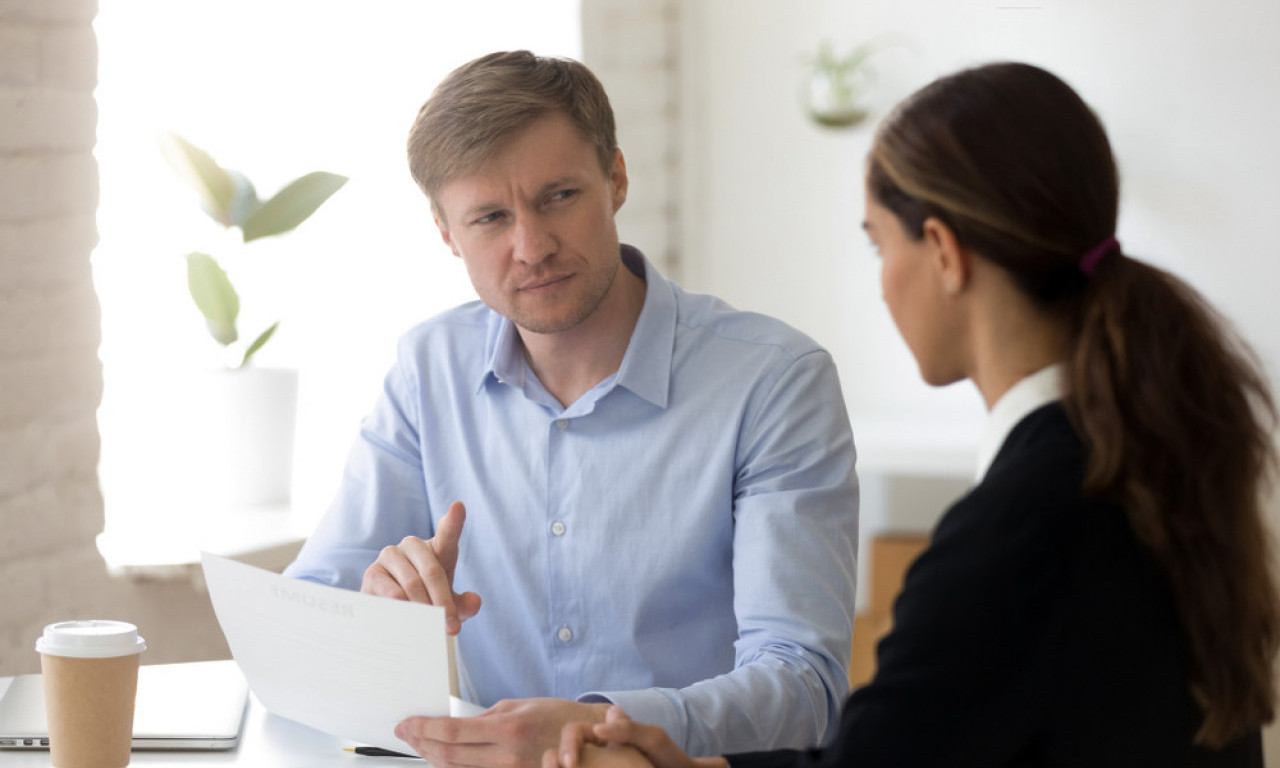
[35,620,147,768]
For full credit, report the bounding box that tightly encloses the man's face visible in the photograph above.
[432,112,628,337]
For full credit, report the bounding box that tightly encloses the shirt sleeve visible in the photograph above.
[283,345,433,590]
[581,350,859,756]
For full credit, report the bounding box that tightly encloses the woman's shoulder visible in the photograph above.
[926,402,1148,600]
[939,404,1088,540]
[932,401,1178,646]
[981,403,1084,496]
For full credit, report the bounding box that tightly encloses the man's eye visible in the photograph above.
[473,211,503,225]
[549,189,578,203]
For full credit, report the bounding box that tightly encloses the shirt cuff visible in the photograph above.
[576,688,687,750]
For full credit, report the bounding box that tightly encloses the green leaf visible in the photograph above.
[239,321,279,368]
[839,41,878,74]
[185,252,239,345]
[242,171,348,242]
[226,168,262,228]
[160,132,238,227]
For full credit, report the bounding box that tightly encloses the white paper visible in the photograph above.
[201,552,479,752]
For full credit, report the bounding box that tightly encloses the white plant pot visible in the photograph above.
[196,367,299,508]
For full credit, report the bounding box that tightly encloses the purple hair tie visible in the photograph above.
[1080,236,1119,277]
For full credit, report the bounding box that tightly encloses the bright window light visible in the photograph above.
[93,0,581,563]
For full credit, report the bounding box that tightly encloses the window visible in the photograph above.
[93,0,581,566]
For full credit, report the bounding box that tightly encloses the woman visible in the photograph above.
[547,62,1279,767]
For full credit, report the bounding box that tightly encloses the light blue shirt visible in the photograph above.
[285,247,859,755]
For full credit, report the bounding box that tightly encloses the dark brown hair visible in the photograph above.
[868,62,1279,747]
[406,50,618,220]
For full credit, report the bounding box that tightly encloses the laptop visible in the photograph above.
[0,659,248,751]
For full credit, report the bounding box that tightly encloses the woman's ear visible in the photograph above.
[922,217,970,295]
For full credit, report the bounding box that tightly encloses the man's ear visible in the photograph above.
[433,212,461,257]
[610,149,628,212]
[922,216,970,295]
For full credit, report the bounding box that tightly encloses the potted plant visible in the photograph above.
[161,133,347,507]
[161,132,347,367]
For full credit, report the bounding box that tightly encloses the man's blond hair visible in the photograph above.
[407,50,618,220]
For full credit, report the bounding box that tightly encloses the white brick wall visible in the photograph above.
[0,0,229,674]
[0,0,101,674]
[581,0,682,280]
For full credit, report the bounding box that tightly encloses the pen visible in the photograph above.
[343,746,420,758]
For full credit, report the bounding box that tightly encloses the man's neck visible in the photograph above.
[519,265,647,408]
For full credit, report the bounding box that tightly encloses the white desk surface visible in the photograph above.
[2,689,421,767]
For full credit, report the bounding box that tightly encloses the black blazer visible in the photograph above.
[730,404,1262,767]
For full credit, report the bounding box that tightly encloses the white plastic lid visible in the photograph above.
[35,620,147,659]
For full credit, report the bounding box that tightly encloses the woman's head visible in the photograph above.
[867,62,1278,747]
[867,62,1118,304]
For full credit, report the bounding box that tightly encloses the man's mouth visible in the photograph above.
[519,274,571,292]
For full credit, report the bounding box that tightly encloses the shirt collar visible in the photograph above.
[482,314,526,391]
[477,245,676,409]
[612,245,675,408]
[974,363,1065,481]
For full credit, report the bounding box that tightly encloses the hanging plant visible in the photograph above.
[803,39,880,130]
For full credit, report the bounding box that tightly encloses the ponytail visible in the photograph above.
[868,60,1280,747]
[1066,252,1280,746]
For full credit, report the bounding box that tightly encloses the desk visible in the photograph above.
[1,690,421,767]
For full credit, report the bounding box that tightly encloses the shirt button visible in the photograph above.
[556,419,569,430]
[551,521,566,536]
[557,626,573,643]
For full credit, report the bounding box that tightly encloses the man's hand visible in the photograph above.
[396,698,611,768]
[547,706,727,768]
[360,500,481,634]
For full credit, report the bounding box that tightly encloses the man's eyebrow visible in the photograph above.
[463,202,501,220]
[460,175,586,220]
[538,175,581,196]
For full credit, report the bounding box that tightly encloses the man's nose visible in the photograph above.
[512,216,556,265]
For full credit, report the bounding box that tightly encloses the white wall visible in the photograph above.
[679,0,1280,461]
[676,0,1280,760]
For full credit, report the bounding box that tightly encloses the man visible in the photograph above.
[284,50,858,768]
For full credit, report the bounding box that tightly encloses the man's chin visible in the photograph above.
[514,315,589,336]
[509,298,608,337]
